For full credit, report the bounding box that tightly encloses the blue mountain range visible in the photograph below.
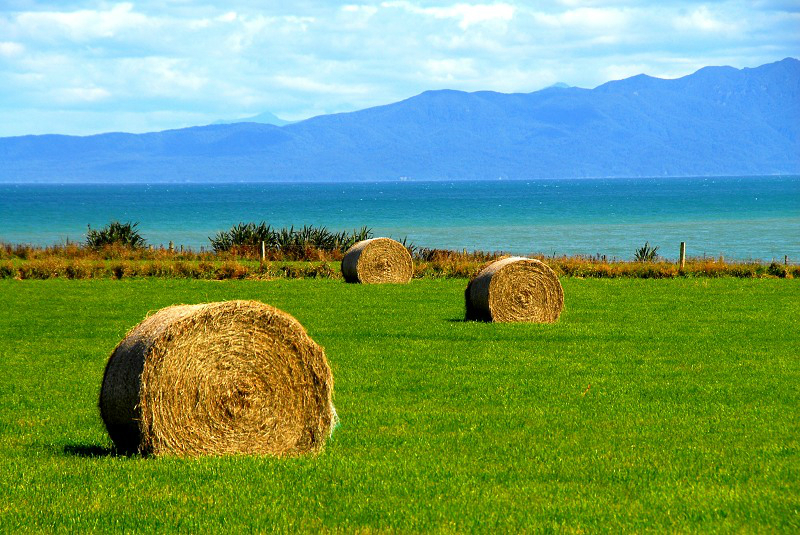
[212,111,291,126]
[1,58,797,183]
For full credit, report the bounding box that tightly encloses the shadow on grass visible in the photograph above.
[62,443,119,458]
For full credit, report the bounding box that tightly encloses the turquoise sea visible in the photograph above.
[0,176,798,261]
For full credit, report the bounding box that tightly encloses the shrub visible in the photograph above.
[17,258,66,279]
[209,222,273,254]
[65,260,94,279]
[86,221,147,250]
[140,261,172,278]
[634,242,659,262]
[767,262,788,278]
[303,262,337,279]
[197,261,217,278]
[277,265,302,279]
[725,264,757,278]
[110,263,132,279]
[209,222,374,257]
[172,261,201,278]
[0,262,16,279]
[216,261,248,279]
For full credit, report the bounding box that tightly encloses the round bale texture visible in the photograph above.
[465,257,564,323]
[99,300,335,457]
[341,237,413,284]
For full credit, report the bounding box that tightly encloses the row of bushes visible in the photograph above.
[209,223,374,255]
[5,221,379,259]
[1,257,796,280]
[0,259,340,281]
[0,241,344,262]
[80,220,380,257]
[555,258,796,279]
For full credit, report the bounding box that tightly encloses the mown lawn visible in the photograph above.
[0,278,798,532]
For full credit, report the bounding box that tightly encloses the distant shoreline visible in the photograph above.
[2,174,798,186]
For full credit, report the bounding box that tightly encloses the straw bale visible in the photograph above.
[99,300,335,457]
[341,237,413,284]
[465,257,564,323]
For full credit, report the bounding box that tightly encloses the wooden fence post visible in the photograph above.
[679,242,686,270]
[260,241,266,262]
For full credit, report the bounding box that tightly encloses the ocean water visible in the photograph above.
[0,176,798,261]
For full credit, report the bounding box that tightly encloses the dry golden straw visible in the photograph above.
[99,300,335,457]
[341,237,413,284]
[465,257,564,323]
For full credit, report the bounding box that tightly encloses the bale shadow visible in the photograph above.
[62,443,118,458]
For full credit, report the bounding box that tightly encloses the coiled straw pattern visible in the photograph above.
[465,257,564,323]
[341,237,413,284]
[99,300,335,457]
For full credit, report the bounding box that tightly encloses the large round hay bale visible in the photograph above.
[341,237,413,284]
[465,257,564,323]
[99,300,335,457]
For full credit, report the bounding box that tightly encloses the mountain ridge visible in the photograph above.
[1,58,797,183]
[212,111,291,126]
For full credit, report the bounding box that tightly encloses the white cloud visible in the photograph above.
[56,86,111,103]
[423,58,478,81]
[533,7,631,29]
[339,4,379,28]
[115,57,209,95]
[341,5,378,16]
[272,74,374,96]
[555,0,633,6]
[0,1,797,136]
[13,3,151,41]
[223,14,316,52]
[674,6,739,33]
[381,1,515,29]
[0,41,25,56]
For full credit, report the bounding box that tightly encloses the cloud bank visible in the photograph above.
[1,0,798,135]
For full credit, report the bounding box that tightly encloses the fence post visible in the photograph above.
[786,255,789,266]
[260,241,266,263]
[168,241,174,253]
[679,242,686,270]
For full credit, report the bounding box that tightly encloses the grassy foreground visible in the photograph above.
[0,278,798,532]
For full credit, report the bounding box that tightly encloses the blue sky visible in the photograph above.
[1,1,798,136]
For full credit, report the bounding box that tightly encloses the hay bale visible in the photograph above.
[465,257,563,323]
[341,237,413,284]
[99,300,335,457]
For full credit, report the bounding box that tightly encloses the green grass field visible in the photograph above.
[1,278,798,532]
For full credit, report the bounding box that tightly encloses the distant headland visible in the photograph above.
[1,58,797,183]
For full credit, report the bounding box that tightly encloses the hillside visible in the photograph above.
[1,58,797,182]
